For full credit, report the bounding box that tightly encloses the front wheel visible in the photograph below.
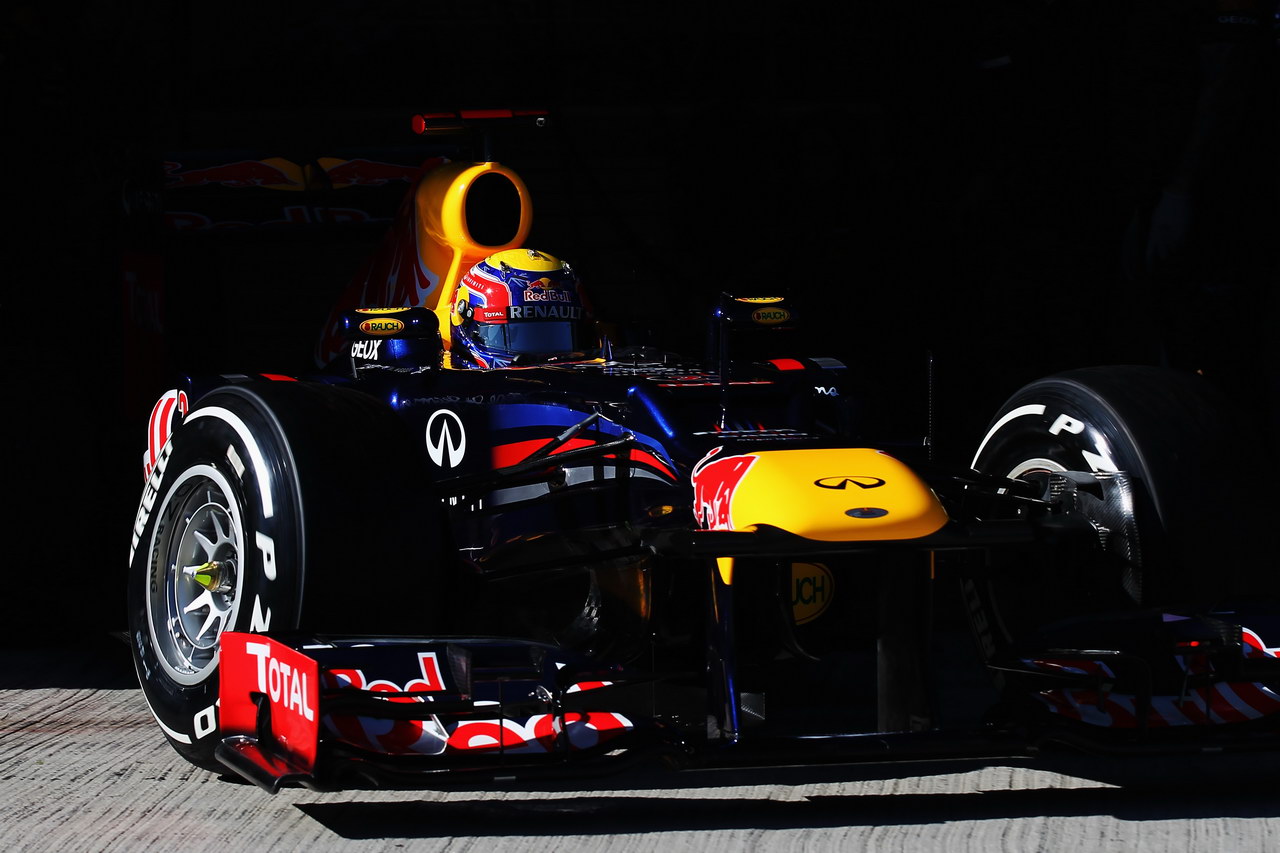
[128,382,442,770]
[967,365,1269,655]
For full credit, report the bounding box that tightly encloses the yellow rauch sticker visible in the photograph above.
[791,562,833,625]
[751,307,790,325]
[359,318,406,335]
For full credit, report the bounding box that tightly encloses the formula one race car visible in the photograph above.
[127,111,1280,793]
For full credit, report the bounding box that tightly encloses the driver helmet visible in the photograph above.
[450,249,598,368]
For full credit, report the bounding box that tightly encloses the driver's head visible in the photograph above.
[450,249,598,368]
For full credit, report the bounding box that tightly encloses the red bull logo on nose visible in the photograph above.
[691,448,759,531]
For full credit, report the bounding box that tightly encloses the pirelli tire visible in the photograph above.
[127,381,442,771]
[966,365,1270,656]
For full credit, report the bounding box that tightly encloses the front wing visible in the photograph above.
[216,632,683,792]
[218,621,1280,794]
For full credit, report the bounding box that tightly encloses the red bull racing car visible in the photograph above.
[128,111,1280,793]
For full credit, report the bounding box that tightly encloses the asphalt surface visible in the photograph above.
[6,638,1280,852]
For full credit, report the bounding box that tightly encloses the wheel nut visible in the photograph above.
[184,561,234,593]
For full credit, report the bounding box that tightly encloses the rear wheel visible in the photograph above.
[967,365,1268,656]
[127,382,442,769]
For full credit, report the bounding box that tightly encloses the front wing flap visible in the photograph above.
[216,632,681,793]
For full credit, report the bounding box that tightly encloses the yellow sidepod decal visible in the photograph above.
[692,448,948,541]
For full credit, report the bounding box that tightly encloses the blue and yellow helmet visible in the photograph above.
[450,249,598,368]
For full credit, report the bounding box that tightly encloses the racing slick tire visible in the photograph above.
[966,365,1270,656]
[127,381,441,771]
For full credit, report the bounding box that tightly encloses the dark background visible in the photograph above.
[5,1,1277,642]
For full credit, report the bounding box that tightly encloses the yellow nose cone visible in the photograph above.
[692,448,948,541]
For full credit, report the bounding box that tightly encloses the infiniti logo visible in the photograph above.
[425,409,467,468]
[813,476,885,490]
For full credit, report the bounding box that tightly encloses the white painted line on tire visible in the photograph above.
[971,404,1046,467]
[143,702,192,744]
[188,407,273,518]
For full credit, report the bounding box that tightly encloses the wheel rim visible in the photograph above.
[1005,457,1066,480]
[146,466,246,686]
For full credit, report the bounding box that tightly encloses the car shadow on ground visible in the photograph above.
[296,779,1280,839]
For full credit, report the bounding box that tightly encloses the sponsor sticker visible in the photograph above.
[735,296,785,304]
[219,632,319,771]
[508,305,583,320]
[425,409,467,468]
[814,476,885,490]
[751,308,791,325]
[354,307,412,314]
[523,288,572,303]
[359,318,405,335]
[791,562,834,625]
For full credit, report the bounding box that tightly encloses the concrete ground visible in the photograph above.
[6,638,1280,852]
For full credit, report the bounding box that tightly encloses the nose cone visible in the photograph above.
[695,448,948,541]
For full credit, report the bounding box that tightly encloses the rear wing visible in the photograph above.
[155,110,549,235]
[157,146,446,234]
[121,110,553,403]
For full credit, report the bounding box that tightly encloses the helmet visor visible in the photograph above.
[473,320,594,357]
